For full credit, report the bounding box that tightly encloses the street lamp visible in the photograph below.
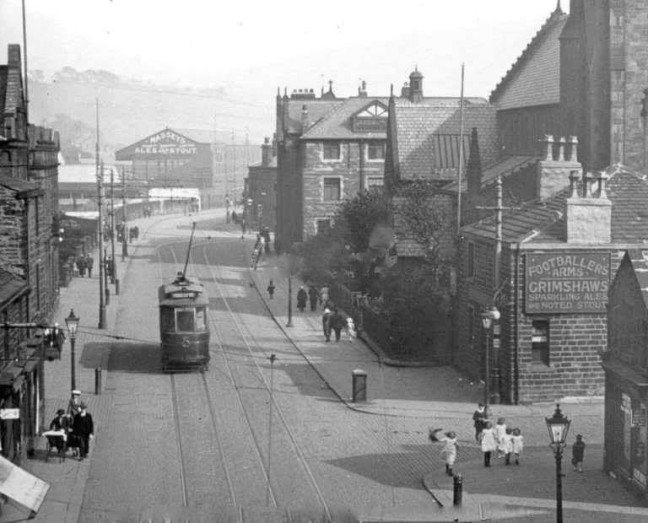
[546,403,571,523]
[65,309,80,390]
[481,306,500,410]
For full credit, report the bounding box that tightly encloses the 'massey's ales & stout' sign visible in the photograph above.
[525,253,610,313]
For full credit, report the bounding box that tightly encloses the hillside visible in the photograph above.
[28,68,272,157]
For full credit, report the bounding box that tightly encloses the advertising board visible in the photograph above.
[526,252,610,313]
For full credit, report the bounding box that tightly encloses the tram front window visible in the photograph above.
[196,307,206,331]
[176,309,195,332]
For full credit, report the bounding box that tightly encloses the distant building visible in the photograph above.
[275,81,388,252]
[0,44,60,461]
[115,127,259,210]
[244,137,277,232]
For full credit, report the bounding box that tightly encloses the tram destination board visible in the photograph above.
[525,252,610,314]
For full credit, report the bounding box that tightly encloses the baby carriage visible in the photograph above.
[43,430,67,462]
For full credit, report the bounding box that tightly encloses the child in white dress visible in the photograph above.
[495,417,507,458]
[512,428,524,465]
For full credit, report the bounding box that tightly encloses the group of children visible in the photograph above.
[430,402,586,476]
[480,417,525,467]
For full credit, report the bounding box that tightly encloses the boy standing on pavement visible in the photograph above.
[572,434,586,472]
[267,280,276,299]
[472,403,486,442]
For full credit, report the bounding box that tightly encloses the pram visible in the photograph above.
[43,430,67,462]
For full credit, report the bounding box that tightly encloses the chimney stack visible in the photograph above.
[261,137,273,167]
[566,171,612,244]
[536,134,582,200]
[301,105,309,132]
[358,80,367,98]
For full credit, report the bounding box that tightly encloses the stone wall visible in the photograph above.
[301,141,384,238]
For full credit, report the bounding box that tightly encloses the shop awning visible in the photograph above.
[0,455,49,513]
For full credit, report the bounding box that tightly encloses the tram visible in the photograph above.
[158,224,210,372]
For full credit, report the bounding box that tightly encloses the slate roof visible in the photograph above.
[301,97,390,140]
[390,97,497,182]
[444,154,539,192]
[0,269,28,306]
[463,164,648,244]
[616,250,648,312]
[282,99,345,136]
[490,6,567,109]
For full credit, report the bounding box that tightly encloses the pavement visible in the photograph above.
[3,208,648,522]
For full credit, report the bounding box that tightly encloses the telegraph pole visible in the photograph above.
[110,166,119,294]
[121,167,128,260]
[476,177,517,403]
[97,114,106,329]
[456,63,465,235]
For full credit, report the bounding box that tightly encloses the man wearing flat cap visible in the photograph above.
[72,402,94,460]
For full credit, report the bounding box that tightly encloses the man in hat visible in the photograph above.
[67,390,82,417]
[72,402,94,460]
[48,409,70,455]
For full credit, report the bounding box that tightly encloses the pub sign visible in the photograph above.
[525,252,610,313]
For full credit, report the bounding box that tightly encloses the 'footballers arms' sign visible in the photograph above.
[525,253,610,313]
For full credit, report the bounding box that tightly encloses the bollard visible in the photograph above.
[95,367,102,395]
[352,369,367,402]
[453,473,463,506]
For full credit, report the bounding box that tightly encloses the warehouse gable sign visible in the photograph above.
[133,130,198,156]
[526,253,610,313]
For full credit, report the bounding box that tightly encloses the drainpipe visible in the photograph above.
[359,141,366,193]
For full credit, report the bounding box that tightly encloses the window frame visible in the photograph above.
[322,177,342,202]
[367,143,386,161]
[316,219,332,235]
[531,319,550,366]
[322,142,341,161]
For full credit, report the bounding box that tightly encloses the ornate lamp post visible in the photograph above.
[546,403,571,523]
[481,306,500,411]
[65,309,80,390]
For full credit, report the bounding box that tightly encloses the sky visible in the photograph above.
[0,0,566,140]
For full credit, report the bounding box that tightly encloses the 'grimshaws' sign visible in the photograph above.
[526,253,610,313]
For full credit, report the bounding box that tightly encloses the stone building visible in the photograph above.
[456,158,648,404]
[492,0,648,173]
[384,70,498,265]
[244,137,277,232]
[0,44,60,461]
[604,249,648,495]
[275,82,388,252]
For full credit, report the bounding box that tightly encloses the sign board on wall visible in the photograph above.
[525,253,610,313]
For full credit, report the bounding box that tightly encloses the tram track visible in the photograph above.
[157,242,241,514]
[193,240,334,520]
[154,230,334,520]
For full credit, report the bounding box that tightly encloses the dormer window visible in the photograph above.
[352,101,388,133]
